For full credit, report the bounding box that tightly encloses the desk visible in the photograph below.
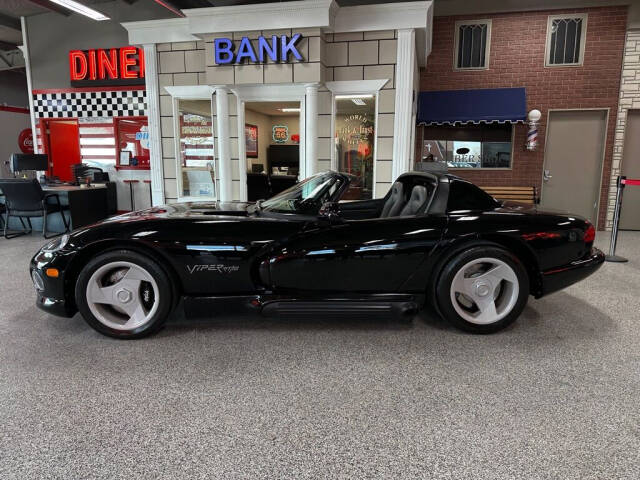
[43,185,110,230]
[1,184,111,233]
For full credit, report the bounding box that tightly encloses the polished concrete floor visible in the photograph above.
[1,232,639,479]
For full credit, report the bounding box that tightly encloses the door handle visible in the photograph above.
[543,170,552,181]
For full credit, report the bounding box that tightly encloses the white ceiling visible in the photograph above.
[245,101,300,117]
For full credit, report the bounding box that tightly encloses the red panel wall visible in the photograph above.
[420,6,627,228]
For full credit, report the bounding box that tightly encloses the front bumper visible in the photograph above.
[35,292,75,317]
[540,247,605,296]
[30,251,77,318]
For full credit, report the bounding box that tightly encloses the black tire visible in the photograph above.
[75,250,174,339]
[435,246,529,334]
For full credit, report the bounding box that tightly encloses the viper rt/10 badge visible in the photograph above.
[187,264,240,274]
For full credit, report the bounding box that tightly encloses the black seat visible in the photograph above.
[380,181,405,218]
[0,179,69,239]
[399,185,429,216]
[0,192,5,230]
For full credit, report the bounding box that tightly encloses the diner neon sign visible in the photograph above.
[69,47,145,87]
[214,34,304,64]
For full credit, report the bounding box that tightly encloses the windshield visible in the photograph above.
[260,172,345,213]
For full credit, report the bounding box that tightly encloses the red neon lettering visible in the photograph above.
[120,46,138,79]
[98,49,118,79]
[69,50,88,81]
[138,48,145,79]
[88,50,97,80]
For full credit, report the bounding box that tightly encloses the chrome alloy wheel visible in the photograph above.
[449,257,520,325]
[85,261,159,331]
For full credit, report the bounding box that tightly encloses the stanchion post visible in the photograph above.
[605,175,628,263]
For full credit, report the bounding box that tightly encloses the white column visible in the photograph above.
[305,84,319,177]
[143,43,165,206]
[215,86,232,202]
[392,28,417,182]
[236,97,248,202]
[19,17,39,155]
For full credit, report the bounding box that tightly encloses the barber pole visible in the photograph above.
[526,109,541,151]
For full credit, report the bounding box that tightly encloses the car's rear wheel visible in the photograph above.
[436,246,529,333]
[75,250,174,339]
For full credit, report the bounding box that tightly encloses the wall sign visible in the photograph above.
[245,124,258,158]
[272,125,289,143]
[214,34,303,64]
[69,46,145,87]
[18,129,34,154]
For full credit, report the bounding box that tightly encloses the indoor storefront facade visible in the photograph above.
[122,0,433,205]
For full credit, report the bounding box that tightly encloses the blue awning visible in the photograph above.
[417,87,527,125]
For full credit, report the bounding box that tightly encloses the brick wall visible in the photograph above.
[420,6,627,229]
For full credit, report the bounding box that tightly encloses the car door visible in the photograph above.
[267,214,446,293]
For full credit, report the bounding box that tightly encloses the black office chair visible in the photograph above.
[0,179,70,239]
[0,192,5,230]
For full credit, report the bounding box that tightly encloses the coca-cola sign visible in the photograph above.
[18,128,34,154]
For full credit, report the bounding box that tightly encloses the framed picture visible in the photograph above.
[245,124,258,158]
[119,150,131,166]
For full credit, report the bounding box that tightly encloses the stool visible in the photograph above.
[143,180,152,207]
[123,180,139,212]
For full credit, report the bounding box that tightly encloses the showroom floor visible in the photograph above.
[1,233,639,479]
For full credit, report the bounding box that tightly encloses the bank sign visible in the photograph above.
[214,34,304,64]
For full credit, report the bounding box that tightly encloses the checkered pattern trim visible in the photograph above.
[32,90,147,118]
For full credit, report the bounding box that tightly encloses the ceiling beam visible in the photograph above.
[25,0,72,16]
[0,12,22,30]
[152,0,186,17]
[0,49,25,71]
[0,40,19,50]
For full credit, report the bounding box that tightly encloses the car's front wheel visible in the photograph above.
[436,246,529,333]
[75,250,174,339]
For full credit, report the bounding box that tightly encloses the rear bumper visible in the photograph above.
[539,247,605,296]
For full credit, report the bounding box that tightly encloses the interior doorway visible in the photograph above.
[540,110,607,223]
[620,110,640,230]
[243,101,301,201]
[41,119,81,182]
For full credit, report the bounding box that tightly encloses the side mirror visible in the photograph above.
[318,201,342,223]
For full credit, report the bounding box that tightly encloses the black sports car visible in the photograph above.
[30,171,604,339]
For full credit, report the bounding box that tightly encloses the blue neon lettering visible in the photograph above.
[213,34,304,64]
[214,38,234,64]
[258,35,278,62]
[281,33,303,61]
[235,37,257,63]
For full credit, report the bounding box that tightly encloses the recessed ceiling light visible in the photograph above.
[279,108,300,113]
[351,98,366,106]
[335,94,374,100]
[48,0,110,21]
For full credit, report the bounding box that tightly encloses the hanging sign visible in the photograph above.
[272,125,289,143]
[214,34,304,64]
[135,126,150,150]
[69,46,145,87]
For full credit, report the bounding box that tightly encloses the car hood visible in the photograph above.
[112,201,256,221]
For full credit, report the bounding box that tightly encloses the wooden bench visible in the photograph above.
[479,186,538,204]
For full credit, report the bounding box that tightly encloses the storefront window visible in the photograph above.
[334,94,376,200]
[177,99,215,199]
[115,118,150,170]
[418,123,513,169]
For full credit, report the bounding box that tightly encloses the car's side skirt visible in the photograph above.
[182,293,424,320]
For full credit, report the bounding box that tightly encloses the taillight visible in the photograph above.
[584,223,596,243]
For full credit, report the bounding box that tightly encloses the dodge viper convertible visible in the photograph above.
[30,171,604,339]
